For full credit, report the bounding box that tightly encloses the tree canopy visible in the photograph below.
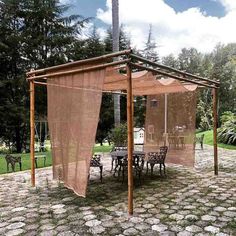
[0,0,89,152]
[0,0,235,151]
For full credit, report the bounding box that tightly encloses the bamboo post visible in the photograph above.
[164,93,168,146]
[30,79,36,186]
[212,88,218,175]
[126,63,134,215]
[132,96,135,151]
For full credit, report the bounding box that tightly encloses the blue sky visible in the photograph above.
[165,0,225,17]
[68,0,227,30]
[65,0,225,21]
[62,0,235,56]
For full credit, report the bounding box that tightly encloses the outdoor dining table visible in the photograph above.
[168,135,186,149]
[110,150,146,175]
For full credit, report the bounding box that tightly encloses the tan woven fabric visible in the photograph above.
[47,69,104,197]
[46,64,198,196]
[144,92,197,167]
[104,69,197,95]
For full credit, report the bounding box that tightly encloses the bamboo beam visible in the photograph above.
[30,79,36,186]
[27,59,130,81]
[126,63,134,215]
[213,88,218,175]
[34,81,128,95]
[27,49,132,76]
[130,53,220,86]
[130,63,217,89]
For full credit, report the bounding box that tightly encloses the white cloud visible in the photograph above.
[78,23,108,41]
[97,27,107,40]
[78,22,94,39]
[217,0,236,12]
[60,0,76,4]
[96,0,236,57]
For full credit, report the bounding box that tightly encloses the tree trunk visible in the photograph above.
[15,125,22,153]
[112,0,120,127]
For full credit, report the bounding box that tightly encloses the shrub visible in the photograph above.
[109,123,127,147]
[218,112,236,145]
[197,99,213,131]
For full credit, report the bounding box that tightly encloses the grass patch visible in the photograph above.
[196,130,236,150]
[0,144,112,175]
[0,151,52,175]
[227,220,236,230]
[93,144,113,153]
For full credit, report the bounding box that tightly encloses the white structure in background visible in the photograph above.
[134,127,145,144]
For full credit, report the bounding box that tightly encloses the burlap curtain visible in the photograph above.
[144,91,197,167]
[47,69,104,196]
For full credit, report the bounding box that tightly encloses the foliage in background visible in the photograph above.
[197,96,213,131]
[162,44,236,131]
[96,94,114,146]
[211,44,236,115]
[0,0,88,152]
[134,96,146,127]
[142,24,159,62]
[86,26,131,145]
[218,112,236,145]
[197,130,236,150]
[72,24,131,145]
[0,0,29,152]
[109,123,127,147]
[0,0,236,152]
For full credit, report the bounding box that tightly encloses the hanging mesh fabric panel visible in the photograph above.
[144,91,197,167]
[47,69,105,197]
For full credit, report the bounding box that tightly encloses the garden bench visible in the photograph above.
[4,154,22,172]
[35,154,47,168]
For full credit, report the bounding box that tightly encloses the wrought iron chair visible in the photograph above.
[90,154,103,182]
[146,146,168,176]
[194,134,205,149]
[119,153,145,184]
[160,146,168,154]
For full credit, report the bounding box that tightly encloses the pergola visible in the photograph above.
[26,49,220,215]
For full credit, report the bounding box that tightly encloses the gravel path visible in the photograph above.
[0,145,235,235]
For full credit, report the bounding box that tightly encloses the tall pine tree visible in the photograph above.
[142,24,159,62]
[0,0,88,152]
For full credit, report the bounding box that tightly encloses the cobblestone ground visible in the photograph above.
[0,145,235,236]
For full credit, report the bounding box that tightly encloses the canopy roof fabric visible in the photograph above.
[104,68,198,95]
[27,49,220,90]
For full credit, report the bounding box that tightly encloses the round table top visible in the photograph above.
[110,150,145,157]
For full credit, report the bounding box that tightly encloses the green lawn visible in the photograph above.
[196,130,236,150]
[0,144,112,175]
[1,134,235,175]
[94,143,113,153]
[0,152,52,175]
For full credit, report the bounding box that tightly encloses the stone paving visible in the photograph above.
[0,145,235,236]
[195,145,236,174]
